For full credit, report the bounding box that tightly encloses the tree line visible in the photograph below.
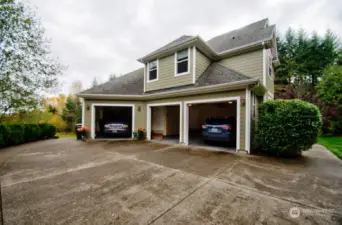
[275,28,342,136]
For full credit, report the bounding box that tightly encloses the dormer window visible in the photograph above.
[175,48,189,76]
[148,59,158,82]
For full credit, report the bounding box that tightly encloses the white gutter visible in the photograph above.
[77,78,259,100]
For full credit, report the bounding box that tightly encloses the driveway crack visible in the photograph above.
[148,160,239,225]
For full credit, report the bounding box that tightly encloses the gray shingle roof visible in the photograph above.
[79,63,253,96]
[141,35,194,59]
[207,19,274,53]
[139,19,274,61]
[79,20,272,97]
[195,63,251,86]
[79,68,144,95]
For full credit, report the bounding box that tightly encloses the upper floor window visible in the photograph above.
[268,50,273,78]
[175,49,189,76]
[148,59,158,82]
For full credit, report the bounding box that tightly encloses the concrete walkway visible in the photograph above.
[0,139,341,224]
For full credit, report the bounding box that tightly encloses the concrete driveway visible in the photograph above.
[0,139,341,225]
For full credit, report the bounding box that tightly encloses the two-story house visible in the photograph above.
[77,18,278,153]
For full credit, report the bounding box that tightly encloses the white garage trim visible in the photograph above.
[192,46,196,83]
[245,89,251,153]
[146,102,182,143]
[183,97,241,151]
[81,98,85,127]
[91,103,135,139]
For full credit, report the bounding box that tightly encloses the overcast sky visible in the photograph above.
[27,0,342,95]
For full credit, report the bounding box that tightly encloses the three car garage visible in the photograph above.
[86,95,244,152]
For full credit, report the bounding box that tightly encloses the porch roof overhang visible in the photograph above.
[77,78,260,101]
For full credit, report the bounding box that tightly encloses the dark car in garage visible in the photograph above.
[201,117,236,143]
[104,121,130,137]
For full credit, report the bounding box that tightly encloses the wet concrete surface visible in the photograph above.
[0,139,341,224]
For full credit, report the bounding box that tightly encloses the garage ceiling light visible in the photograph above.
[189,104,192,106]
[228,101,233,104]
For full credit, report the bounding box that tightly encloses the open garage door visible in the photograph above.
[184,98,240,151]
[92,105,133,139]
[147,103,182,144]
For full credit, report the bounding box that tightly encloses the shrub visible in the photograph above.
[0,123,56,148]
[38,123,56,138]
[256,100,322,157]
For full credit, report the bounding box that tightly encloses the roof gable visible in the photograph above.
[141,35,194,60]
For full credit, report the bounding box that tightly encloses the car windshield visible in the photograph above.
[205,118,231,125]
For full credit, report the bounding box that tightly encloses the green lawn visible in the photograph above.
[317,137,342,159]
[56,132,76,139]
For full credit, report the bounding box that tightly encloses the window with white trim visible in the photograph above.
[148,60,158,81]
[175,49,189,75]
[268,50,273,78]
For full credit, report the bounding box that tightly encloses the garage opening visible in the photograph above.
[94,106,132,138]
[150,105,180,144]
[187,101,237,150]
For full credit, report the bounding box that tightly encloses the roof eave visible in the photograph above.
[77,78,259,100]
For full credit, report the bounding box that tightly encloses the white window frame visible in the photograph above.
[174,48,190,76]
[268,49,273,78]
[147,59,158,83]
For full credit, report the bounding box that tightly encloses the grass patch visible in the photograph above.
[317,137,342,159]
[56,132,76,138]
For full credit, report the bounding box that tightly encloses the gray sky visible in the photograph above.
[27,0,342,95]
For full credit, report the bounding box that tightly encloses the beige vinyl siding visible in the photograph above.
[265,49,275,94]
[83,100,146,134]
[266,73,274,94]
[145,48,193,92]
[195,48,211,81]
[147,89,246,150]
[218,49,263,82]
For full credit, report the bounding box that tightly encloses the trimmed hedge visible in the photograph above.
[0,124,56,148]
[256,100,322,157]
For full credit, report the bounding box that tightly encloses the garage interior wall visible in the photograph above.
[151,106,180,136]
[189,103,237,132]
[165,106,180,136]
[152,107,165,135]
